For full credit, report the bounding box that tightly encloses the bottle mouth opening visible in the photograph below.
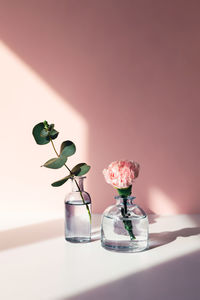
[70,176,86,180]
[115,195,135,200]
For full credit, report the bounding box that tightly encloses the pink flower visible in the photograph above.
[103,160,140,189]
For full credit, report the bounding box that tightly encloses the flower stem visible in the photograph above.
[121,198,136,240]
[49,138,91,222]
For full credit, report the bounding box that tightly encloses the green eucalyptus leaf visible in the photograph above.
[51,174,72,187]
[49,124,55,131]
[43,120,49,130]
[43,156,67,169]
[50,129,59,140]
[71,163,91,176]
[40,128,49,138]
[60,141,76,157]
[32,122,50,145]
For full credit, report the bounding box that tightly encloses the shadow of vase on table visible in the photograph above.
[149,227,200,249]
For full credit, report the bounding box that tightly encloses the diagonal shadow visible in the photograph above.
[58,249,200,300]
[1,1,200,215]
[0,219,64,252]
[149,227,200,249]
[0,214,102,251]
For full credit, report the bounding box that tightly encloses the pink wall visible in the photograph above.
[0,0,200,215]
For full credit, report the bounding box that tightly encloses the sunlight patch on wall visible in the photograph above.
[149,187,178,215]
[0,41,88,226]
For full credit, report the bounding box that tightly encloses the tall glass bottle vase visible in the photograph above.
[65,176,91,243]
[101,196,149,252]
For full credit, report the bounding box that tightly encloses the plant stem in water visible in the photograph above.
[121,198,136,240]
[49,138,91,222]
[74,178,91,222]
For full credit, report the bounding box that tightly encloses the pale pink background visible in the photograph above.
[0,0,200,216]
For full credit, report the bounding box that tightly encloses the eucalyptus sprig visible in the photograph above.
[32,120,91,221]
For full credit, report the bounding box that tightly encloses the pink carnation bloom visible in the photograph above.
[103,160,140,189]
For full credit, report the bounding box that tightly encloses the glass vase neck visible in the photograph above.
[71,176,86,192]
[115,195,135,205]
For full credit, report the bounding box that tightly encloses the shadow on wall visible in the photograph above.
[58,249,200,300]
[0,0,200,213]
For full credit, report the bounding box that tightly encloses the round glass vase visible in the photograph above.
[101,196,149,252]
[64,176,91,243]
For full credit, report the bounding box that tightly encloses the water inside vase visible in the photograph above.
[65,200,91,243]
[101,214,148,252]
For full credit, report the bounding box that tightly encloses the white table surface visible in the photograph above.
[0,213,200,300]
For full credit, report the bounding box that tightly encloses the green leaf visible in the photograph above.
[117,185,132,197]
[40,128,49,138]
[49,124,55,131]
[71,163,91,176]
[60,141,76,157]
[43,120,49,130]
[32,122,50,145]
[50,129,59,140]
[51,174,72,187]
[43,156,67,169]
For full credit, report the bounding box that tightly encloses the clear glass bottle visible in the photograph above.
[101,196,149,252]
[64,176,91,243]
